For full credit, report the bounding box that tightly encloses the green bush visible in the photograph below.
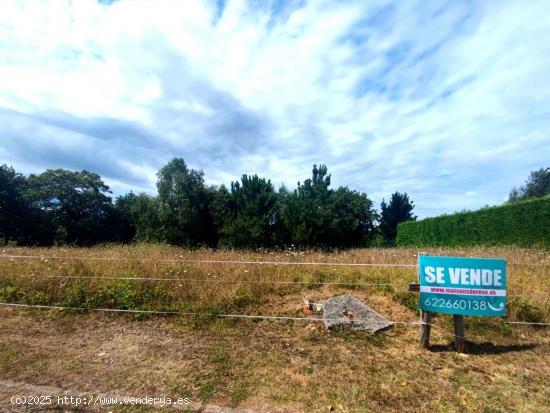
[397,196,550,247]
[0,286,19,302]
[508,298,545,323]
[392,291,419,314]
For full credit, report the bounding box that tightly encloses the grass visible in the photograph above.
[0,244,548,412]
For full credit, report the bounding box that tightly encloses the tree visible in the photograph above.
[26,169,114,245]
[208,184,232,245]
[115,192,164,242]
[219,175,279,248]
[509,167,550,202]
[327,187,377,247]
[111,192,137,242]
[273,184,290,246]
[0,165,29,244]
[156,158,215,246]
[379,192,416,245]
[280,164,332,247]
[281,164,377,248]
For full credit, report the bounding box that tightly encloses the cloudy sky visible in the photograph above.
[1,0,549,218]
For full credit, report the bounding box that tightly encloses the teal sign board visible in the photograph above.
[419,255,507,316]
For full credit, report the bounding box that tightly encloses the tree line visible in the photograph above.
[0,158,416,248]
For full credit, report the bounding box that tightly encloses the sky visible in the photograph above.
[0,0,549,218]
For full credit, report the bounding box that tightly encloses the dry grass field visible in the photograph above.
[0,245,548,412]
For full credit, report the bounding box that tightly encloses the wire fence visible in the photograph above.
[0,253,548,329]
[0,273,534,300]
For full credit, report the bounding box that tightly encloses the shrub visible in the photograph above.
[397,196,550,247]
[508,298,545,324]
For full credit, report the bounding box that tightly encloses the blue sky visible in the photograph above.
[0,0,549,218]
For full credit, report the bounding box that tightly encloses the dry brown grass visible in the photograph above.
[0,245,548,412]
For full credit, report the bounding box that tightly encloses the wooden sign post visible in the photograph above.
[409,284,465,352]
[410,254,507,353]
[408,279,432,348]
[453,315,465,353]
[420,309,432,349]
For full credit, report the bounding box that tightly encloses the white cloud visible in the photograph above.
[0,0,549,217]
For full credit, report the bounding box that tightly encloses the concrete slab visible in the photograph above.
[319,294,393,333]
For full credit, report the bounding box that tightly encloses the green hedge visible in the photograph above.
[397,196,550,247]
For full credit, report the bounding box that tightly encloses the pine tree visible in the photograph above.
[379,192,416,245]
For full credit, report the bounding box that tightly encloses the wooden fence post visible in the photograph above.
[453,315,465,353]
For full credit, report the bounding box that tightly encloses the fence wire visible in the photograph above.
[0,254,546,267]
[0,302,548,327]
[0,254,420,267]
[0,273,409,287]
